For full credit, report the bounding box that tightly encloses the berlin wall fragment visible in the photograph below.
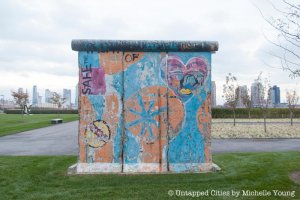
[69,40,220,174]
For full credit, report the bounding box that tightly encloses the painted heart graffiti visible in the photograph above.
[167,55,208,101]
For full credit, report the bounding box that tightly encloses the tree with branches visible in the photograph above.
[255,73,272,133]
[257,0,300,77]
[11,90,29,115]
[50,92,66,117]
[223,73,239,126]
[241,89,252,119]
[286,89,299,125]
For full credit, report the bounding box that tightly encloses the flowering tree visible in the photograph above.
[11,90,29,115]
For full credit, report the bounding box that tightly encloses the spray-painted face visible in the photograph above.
[167,56,208,98]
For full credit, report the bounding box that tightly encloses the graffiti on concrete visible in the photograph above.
[84,120,111,148]
[79,52,106,95]
[72,40,218,173]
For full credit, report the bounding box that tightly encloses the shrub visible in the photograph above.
[212,108,300,118]
[4,109,78,114]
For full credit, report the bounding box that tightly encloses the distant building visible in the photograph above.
[211,81,216,107]
[251,81,263,108]
[18,88,24,93]
[63,89,71,108]
[270,85,280,106]
[75,83,78,108]
[32,85,38,106]
[236,85,248,108]
[45,89,53,103]
[38,95,42,105]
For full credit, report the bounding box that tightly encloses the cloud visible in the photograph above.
[0,0,299,105]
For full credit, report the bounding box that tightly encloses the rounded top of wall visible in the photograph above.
[71,40,218,52]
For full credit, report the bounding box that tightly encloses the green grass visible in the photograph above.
[0,114,78,137]
[0,152,299,200]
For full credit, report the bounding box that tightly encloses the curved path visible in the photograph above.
[0,121,299,155]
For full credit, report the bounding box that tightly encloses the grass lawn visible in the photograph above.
[0,152,299,199]
[0,114,78,137]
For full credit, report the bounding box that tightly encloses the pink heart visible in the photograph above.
[167,55,208,97]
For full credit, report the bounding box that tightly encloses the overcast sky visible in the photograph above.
[0,0,299,104]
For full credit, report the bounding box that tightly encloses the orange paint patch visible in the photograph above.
[79,96,95,162]
[204,145,212,163]
[94,142,113,162]
[100,52,123,74]
[123,52,144,69]
[197,94,211,140]
[197,94,212,163]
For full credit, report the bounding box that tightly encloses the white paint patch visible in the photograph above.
[75,163,122,173]
[123,163,168,173]
[169,163,220,173]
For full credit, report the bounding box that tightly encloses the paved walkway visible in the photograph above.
[0,121,78,155]
[0,121,299,155]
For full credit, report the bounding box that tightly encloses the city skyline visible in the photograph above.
[14,85,78,106]
[1,80,295,108]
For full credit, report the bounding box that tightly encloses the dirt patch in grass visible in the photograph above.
[289,171,300,184]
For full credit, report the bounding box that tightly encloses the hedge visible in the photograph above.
[4,108,300,118]
[4,109,78,114]
[212,108,300,118]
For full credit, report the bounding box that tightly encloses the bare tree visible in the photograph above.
[11,90,29,115]
[286,89,299,125]
[50,92,66,117]
[256,0,300,77]
[255,73,272,133]
[241,89,252,119]
[223,73,239,126]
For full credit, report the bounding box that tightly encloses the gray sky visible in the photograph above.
[0,0,299,104]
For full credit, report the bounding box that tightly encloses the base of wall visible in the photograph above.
[68,162,221,174]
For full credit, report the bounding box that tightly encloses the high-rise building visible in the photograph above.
[251,81,263,108]
[211,81,216,107]
[63,89,71,108]
[270,85,280,105]
[32,85,38,106]
[236,85,248,108]
[45,89,53,103]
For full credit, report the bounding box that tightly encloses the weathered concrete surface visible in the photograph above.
[76,48,215,173]
[0,121,78,155]
[0,121,299,155]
